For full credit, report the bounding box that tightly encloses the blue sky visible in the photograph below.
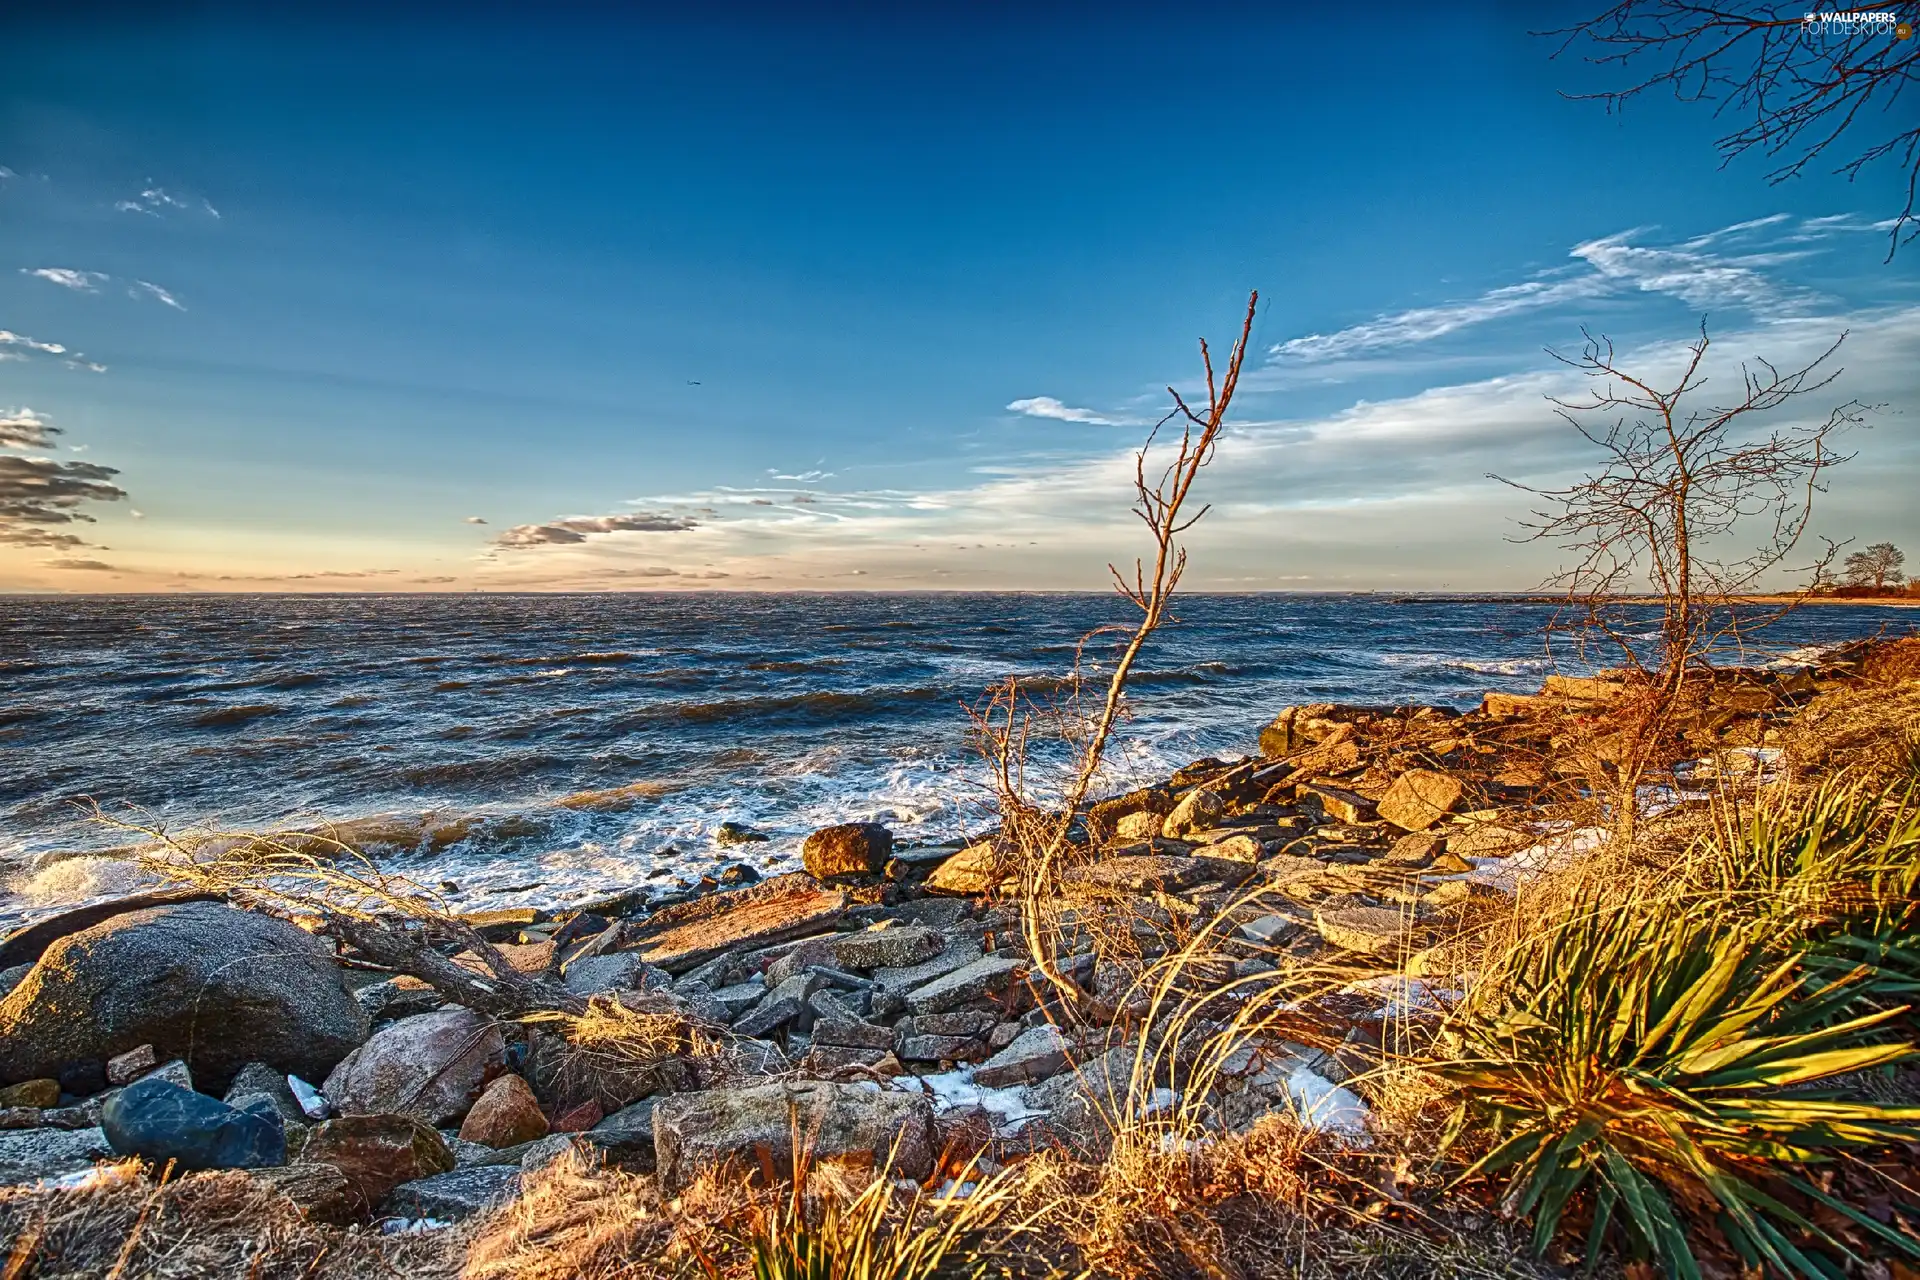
[2,3,1915,591]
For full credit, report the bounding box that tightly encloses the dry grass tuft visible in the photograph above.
[463,1150,668,1280]
[0,1162,462,1280]
[523,992,737,1112]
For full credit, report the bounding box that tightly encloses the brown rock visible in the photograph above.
[1314,905,1415,957]
[1300,783,1374,824]
[1200,833,1265,862]
[623,873,849,973]
[454,941,555,977]
[106,1044,158,1086]
[1482,691,1552,718]
[1114,811,1161,841]
[1377,769,1465,831]
[1541,674,1626,702]
[457,1074,549,1148]
[922,844,1008,896]
[322,1008,504,1126]
[801,823,893,879]
[299,1113,454,1210]
[550,1099,605,1133]
[0,1079,57,1109]
[1161,787,1224,839]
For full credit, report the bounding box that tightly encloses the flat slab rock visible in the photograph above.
[622,874,849,973]
[651,1079,935,1192]
[1062,854,1253,893]
[1313,905,1415,956]
[904,955,1025,1016]
[381,1165,522,1221]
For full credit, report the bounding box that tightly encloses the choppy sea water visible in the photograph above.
[0,593,1906,923]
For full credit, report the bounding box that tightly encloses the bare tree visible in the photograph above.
[1494,321,1869,842]
[1549,4,1920,256]
[973,292,1258,998]
[1842,539,1907,588]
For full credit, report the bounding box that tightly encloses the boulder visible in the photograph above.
[801,823,893,879]
[0,902,368,1096]
[1085,787,1176,841]
[457,1074,549,1149]
[1257,710,1300,758]
[922,844,1007,896]
[1377,770,1464,832]
[0,1126,114,1186]
[100,1076,286,1170]
[651,1080,935,1192]
[322,1008,504,1127]
[299,1113,455,1209]
[1161,788,1224,839]
[382,1164,522,1221]
[0,890,223,971]
[1113,811,1160,841]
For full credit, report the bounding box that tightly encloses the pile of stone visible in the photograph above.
[0,663,1827,1225]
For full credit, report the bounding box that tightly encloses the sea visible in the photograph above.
[1,593,1908,928]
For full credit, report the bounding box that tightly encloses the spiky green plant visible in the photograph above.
[1432,893,1920,1279]
[1697,777,1920,938]
[744,1165,1057,1280]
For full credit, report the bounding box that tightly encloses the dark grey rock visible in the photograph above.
[904,955,1024,1016]
[223,1062,306,1128]
[652,1080,933,1193]
[0,902,369,1096]
[895,1034,985,1062]
[101,1077,286,1170]
[974,1026,1072,1087]
[381,1165,522,1221]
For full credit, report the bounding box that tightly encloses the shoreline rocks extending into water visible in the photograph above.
[0,643,1897,1230]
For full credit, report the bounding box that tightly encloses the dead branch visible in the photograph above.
[1549,3,1920,257]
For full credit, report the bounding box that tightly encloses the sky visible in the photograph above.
[2,3,1916,593]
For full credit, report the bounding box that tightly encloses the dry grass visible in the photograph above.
[0,1162,463,1280]
[522,992,740,1113]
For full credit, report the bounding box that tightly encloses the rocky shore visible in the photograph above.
[1,637,1914,1274]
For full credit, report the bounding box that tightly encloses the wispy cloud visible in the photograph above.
[0,330,67,356]
[0,407,128,550]
[115,184,219,220]
[1006,396,1133,426]
[494,511,699,548]
[42,557,119,572]
[22,267,108,292]
[1269,218,1837,365]
[767,467,834,482]
[130,280,186,310]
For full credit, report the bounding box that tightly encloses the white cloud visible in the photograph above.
[22,268,108,292]
[1006,396,1132,426]
[130,280,186,310]
[1270,218,1838,365]
[0,330,67,356]
[467,304,1918,591]
[767,467,835,482]
[463,515,487,524]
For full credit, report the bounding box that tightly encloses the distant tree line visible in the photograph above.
[1812,540,1915,595]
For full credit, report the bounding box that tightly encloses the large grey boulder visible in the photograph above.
[652,1080,935,1192]
[0,902,368,1096]
[322,1008,504,1127]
